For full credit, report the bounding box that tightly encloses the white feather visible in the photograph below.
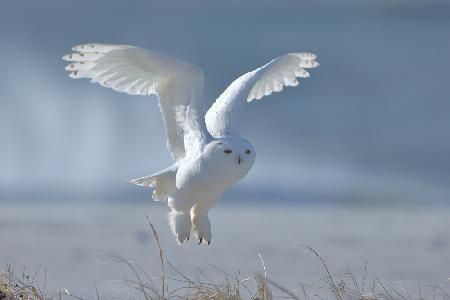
[205,52,318,138]
[63,43,209,161]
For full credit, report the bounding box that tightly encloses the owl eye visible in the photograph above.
[245,149,251,155]
[224,149,232,154]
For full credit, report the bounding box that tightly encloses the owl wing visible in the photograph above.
[205,53,319,138]
[63,44,210,161]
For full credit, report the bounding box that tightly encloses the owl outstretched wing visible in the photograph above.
[63,44,210,161]
[205,53,319,138]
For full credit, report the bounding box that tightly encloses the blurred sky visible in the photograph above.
[1,0,450,205]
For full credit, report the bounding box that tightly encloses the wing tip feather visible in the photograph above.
[127,177,156,187]
[291,52,318,60]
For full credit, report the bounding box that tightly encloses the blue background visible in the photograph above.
[1,0,450,206]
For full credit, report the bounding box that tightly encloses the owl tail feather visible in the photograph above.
[128,164,178,202]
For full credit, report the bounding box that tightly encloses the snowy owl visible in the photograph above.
[63,44,319,244]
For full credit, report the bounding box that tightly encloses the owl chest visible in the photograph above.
[175,160,236,198]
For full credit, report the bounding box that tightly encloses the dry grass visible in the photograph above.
[1,218,449,300]
[0,263,84,300]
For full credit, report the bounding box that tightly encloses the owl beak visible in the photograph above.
[238,156,241,164]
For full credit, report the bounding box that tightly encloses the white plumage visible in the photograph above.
[63,44,318,244]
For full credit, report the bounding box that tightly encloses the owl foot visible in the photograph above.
[197,238,211,245]
[179,235,190,243]
[192,224,212,245]
[196,233,211,245]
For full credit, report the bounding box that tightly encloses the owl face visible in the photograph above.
[204,137,256,180]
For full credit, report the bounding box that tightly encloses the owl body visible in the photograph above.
[166,137,255,243]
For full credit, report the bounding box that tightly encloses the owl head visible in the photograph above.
[203,137,256,180]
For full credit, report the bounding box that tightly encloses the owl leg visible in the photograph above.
[191,203,212,245]
[168,209,192,244]
[167,198,193,244]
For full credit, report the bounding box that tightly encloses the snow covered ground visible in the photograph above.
[1,203,449,298]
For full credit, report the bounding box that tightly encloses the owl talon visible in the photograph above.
[198,238,203,245]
